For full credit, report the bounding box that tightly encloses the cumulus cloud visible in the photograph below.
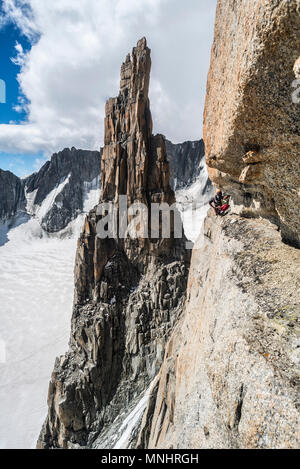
[0,0,217,157]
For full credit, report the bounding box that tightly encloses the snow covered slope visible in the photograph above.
[24,148,101,233]
[25,174,71,222]
[0,188,100,449]
[176,160,213,243]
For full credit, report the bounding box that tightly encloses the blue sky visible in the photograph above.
[0,7,42,177]
[0,0,217,178]
[0,22,28,124]
[0,151,45,177]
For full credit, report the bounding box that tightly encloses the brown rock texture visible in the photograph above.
[141,212,300,449]
[74,38,187,306]
[204,0,300,247]
[37,38,190,449]
[102,39,172,206]
[101,38,172,207]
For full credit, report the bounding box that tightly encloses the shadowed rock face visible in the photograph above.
[24,147,101,232]
[0,148,101,235]
[165,138,207,190]
[37,38,190,449]
[203,0,300,247]
[0,169,26,221]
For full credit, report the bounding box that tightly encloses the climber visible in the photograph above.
[219,195,230,216]
[209,190,230,216]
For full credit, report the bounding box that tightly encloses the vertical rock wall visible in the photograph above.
[165,138,207,190]
[204,0,300,247]
[0,169,26,221]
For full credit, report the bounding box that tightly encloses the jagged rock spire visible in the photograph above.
[37,40,190,450]
[72,38,188,305]
[101,37,173,207]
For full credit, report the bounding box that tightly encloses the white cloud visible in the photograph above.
[2,0,39,38]
[0,0,217,157]
[11,42,26,66]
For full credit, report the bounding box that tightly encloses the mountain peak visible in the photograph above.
[37,38,190,450]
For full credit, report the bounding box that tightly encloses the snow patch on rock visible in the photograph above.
[176,162,213,242]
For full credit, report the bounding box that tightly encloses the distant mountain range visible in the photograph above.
[0,139,210,234]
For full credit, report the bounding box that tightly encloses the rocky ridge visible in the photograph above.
[0,148,101,237]
[24,148,101,233]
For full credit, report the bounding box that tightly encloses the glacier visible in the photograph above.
[0,183,101,449]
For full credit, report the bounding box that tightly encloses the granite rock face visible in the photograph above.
[37,38,190,449]
[24,147,101,232]
[203,0,300,248]
[141,212,300,449]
